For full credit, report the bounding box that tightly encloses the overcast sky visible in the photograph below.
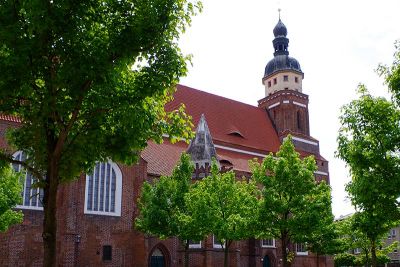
[177,0,400,217]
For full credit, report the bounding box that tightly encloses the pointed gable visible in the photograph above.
[186,114,219,179]
[187,114,218,165]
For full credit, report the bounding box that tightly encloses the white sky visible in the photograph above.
[178,0,400,218]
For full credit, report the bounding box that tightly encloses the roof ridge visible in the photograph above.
[177,84,262,110]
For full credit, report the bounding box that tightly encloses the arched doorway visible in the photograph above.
[263,255,271,267]
[149,247,168,267]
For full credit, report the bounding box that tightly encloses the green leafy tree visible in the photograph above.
[337,85,400,267]
[136,153,206,267]
[187,161,259,267]
[0,164,23,232]
[334,253,356,267]
[0,1,200,266]
[307,192,343,267]
[378,40,400,106]
[252,136,334,267]
[335,214,397,267]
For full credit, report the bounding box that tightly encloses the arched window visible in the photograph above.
[84,161,122,216]
[12,151,44,210]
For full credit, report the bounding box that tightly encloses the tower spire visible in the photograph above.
[278,8,281,20]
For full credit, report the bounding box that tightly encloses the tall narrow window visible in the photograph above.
[297,110,303,131]
[13,151,44,210]
[268,81,272,88]
[84,161,122,216]
[283,75,288,81]
[273,78,277,85]
[295,77,299,83]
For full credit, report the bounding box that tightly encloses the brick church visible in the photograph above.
[0,18,332,267]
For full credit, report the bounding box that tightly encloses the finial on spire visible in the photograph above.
[278,8,281,20]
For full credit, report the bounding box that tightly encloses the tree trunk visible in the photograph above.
[371,240,377,267]
[184,240,190,267]
[364,251,369,267]
[224,240,232,267]
[42,159,59,267]
[281,233,290,267]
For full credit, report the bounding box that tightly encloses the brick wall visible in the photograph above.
[0,119,333,267]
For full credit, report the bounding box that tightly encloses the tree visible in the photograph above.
[251,136,334,267]
[186,161,259,267]
[0,164,23,232]
[0,1,200,266]
[335,214,397,267]
[307,192,343,267]
[337,85,400,267]
[136,153,207,267]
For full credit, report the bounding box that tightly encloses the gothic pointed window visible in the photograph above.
[12,151,44,210]
[84,161,122,216]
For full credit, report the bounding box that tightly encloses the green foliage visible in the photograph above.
[0,0,200,180]
[136,156,259,267]
[334,253,356,267]
[136,153,206,242]
[337,79,400,266]
[377,40,400,106]
[252,136,334,266]
[0,1,199,264]
[187,161,259,245]
[0,165,23,232]
[186,160,259,267]
[336,214,397,267]
[354,253,391,266]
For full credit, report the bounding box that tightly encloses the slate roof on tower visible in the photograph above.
[264,18,303,78]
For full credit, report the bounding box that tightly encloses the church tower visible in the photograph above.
[258,16,329,185]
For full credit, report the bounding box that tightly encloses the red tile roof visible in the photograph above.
[142,140,188,176]
[142,85,281,176]
[142,139,262,176]
[166,85,281,153]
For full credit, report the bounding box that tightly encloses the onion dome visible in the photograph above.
[273,19,287,37]
[265,55,302,77]
[264,18,303,78]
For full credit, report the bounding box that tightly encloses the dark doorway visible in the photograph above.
[263,255,271,267]
[150,248,165,267]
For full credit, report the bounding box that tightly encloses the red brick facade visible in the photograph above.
[0,84,333,267]
[0,120,333,267]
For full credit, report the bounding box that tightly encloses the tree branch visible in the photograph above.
[53,80,92,158]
